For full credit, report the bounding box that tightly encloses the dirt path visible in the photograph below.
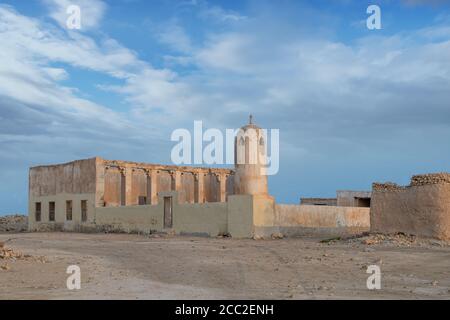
[0,232,449,299]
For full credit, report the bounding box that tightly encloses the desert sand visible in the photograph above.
[1,232,449,300]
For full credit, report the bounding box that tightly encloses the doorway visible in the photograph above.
[164,196,173,228]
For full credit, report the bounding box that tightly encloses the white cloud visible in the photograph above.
[157,20,193,53]
[0,6,144,79]
[199,5,247,23]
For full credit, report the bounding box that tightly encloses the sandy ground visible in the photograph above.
[0,232,449,300]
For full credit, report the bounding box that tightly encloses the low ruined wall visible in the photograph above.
[371,181,450,240]
[275,204,370,237]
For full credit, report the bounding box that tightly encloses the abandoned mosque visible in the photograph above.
[28,118,450,240]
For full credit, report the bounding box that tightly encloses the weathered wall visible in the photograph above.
[95,204,163,233]
[98,158,233,206]
[30,193,228,236]
[275,204,370,236]
[103,167,122,207]
[29,158,98,231]
[28,193,96,231]
[336,190,371,207]
[227,195,254,238]
[29,158,97,198]
[371,177,450,240]
[173,202,228,236]
[180,172,195,204]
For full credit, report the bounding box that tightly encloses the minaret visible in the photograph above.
[234,115,268,195]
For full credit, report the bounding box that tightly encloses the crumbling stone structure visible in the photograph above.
[371,173,450,240]
[28,118,370,238]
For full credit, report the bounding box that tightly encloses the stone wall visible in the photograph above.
[275,204,370,236]
[29,157,235,232]
[97,158,234,207]
[33,192,241,237]
[336,190,371,207]
[29,158,97,198]
[371,174,450,240]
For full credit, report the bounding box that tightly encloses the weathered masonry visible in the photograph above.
[29,157,233,231]
[371,174,450,240]
[28,118,370,238]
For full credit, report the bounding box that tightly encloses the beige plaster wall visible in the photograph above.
[371,183,450,240]
[173,202,228,236]
[75,192,227,236]
[95,204,163,233]
[275,204,370,236]
[28,193,96,231]
[227,195,254,238]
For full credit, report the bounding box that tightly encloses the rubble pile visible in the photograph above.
[410,173,450,186]
[373,173,450,192]
[0,215,28,233]
[0,242,47,271]
[326,232,449,247]
[372,182,405,192]
[359,233,418,246]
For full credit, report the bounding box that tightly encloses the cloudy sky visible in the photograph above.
[0,0,450,214]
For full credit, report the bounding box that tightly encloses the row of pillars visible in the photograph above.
[108,166,230,206]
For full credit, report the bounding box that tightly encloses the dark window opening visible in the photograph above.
[66,200,72,221]
[35,202,41,222]
[138,196,147,205]
[355,197,371,208]
[163,196,173,229]
[49,201,55,222]
[81,200,88,222]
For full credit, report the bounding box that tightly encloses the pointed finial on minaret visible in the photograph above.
[249,114,253,124]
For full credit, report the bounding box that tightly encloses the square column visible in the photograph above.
[219,173,227,202]
[120,167,133,206]
[195,172,204,203]
[149,169,158,205]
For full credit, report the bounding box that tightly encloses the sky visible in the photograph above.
[0,0,450,214]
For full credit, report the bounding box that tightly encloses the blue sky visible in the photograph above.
[1,0,450,214]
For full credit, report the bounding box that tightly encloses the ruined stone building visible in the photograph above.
[27,118,378,238]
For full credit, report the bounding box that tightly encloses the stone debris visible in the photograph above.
[372,182,405,191]
[271,232,284,240]
[0,244,47,270]
[1,264,10,271]
[373,173,450,192]
[359,233,417,246]
[410,173,450,186]
[325,232,449,247]
[0,215,28,233]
